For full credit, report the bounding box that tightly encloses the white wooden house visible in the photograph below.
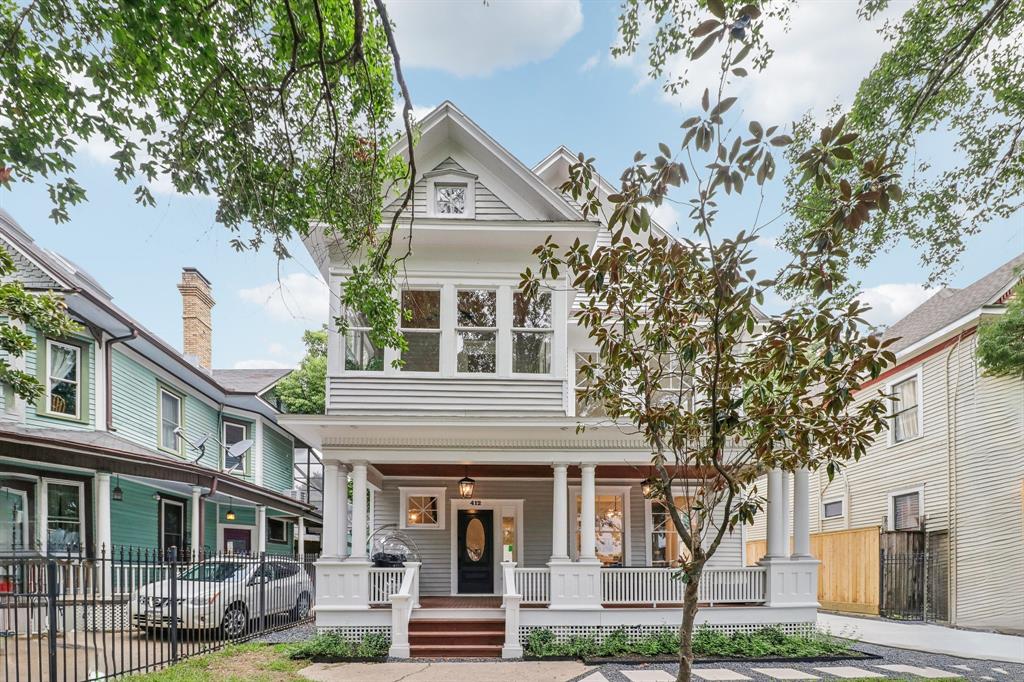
[281,102,819,658]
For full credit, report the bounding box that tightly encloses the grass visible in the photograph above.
[524,626,853,659]
[128,643,307,681]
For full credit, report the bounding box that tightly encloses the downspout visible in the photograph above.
[944,330,968,625]
[104,331,137,431]
[197,475,221,553]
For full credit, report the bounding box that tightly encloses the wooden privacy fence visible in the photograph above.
[746,526,880,615]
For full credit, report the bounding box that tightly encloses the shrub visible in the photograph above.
[596,629,632,657]
[287,632,391,660]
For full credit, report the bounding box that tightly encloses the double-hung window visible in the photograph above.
[45,480,83,553]
[45,340,80,418]
[344,308,384,371]
[400,290,441,372]
[159,388,183,454]
[890,490,922,530]
[650,495,697,567]
[222,420,250,474]
[574,351,605,417]
[512,291,552,374]
[890,375,920,443]
[456,289,497,373]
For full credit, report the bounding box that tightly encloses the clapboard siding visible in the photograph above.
[262,425,295,493]
[381,157,521,221]
[328,377,565,415]
[373,478,742,596]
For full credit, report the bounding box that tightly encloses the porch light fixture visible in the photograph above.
[225,498,237,522]
[458,475,476,499]
[641,477,657,500]
[112,474,124,502]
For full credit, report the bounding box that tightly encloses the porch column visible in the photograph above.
[190,485,202,558]
[792,468,812,558]
[95,472,112,557]
[339,465,350,560]
[350,462,368,560]
[550,463,569,560]
[579,462,597,562]
[297,517,306,559]
[781,472,791,554]
[322,460,341,557]
[765,468,785,559]
[256,505,267,554]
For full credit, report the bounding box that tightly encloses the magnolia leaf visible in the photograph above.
[707,0,727,19]
[691,19,722,37]
[691,31,721,60]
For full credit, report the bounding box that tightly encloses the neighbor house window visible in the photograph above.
[650,495,697,567]
[267,518,288,543]
[456,289,497,373]
[890,490,922,530]
[400,290,441,372]
[512,292,552,374]
[222,420,250,474]
[574,352,605,417]
[435,184,467,215]
[45,340,80,418]
[574,489,628,566]
[823,499,844,519]
[399,487,446,530]
[45,480,83,553]
[344,308,384,371]
[158,388,183,454]
[890,375,920,443]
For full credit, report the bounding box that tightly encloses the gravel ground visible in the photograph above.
[258,624,1024,681]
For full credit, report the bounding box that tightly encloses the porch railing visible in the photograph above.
[369,566,405,605]
[514,567,550,604]
[388,562,421,658]
[601,566,767,606]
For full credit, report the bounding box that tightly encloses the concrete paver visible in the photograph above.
[691,669,751,681]
[750,668,819,680]
[621,671,675,681]
[875,663,962,678]
[812,666,885,678]
[299,660,593,682]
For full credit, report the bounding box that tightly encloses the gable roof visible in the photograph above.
[882,252,1024,354]
[212,368,292,394]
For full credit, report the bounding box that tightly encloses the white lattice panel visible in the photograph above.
[519,621,814,646]
[316,625,391,640]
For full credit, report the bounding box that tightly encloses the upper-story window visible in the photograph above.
[45,340,80,418]
[344,308,384,371]
[435,184,467,215]
[512,292,552,374]
[574,351,605,416]
[457,289,497,373]
[401,290,441,372]
[222,420,251,475]
[890,374,920,443]
[158,387,183,454]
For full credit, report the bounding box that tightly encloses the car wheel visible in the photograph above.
[291,591,311,620]
[220,604,248,638]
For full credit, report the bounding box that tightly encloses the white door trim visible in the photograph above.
[449,498,523,596]
[0,487,29,551]
[217,523,257,554]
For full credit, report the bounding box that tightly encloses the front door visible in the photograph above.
[223,528,252,555]
[160,499,185,558]
[457,509,493,594]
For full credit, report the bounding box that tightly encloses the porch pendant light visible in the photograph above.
[458,473,476,499]
[225,498,237,522]
[112,474,124,502]
[641,477,656,499]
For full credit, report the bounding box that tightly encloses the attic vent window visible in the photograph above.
[435,184,466,215]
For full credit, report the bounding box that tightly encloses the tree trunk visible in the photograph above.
[677,572,701,682]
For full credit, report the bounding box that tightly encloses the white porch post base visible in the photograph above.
[760,556,820,608]
[314,558,372,613]
[547,559,603,610]
[388,593,411,658]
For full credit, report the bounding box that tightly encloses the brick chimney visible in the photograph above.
[177,267,215,369]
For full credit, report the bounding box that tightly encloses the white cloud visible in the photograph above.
[238,272,329,323]
[386,0,583,77]
[857,283,936,327]
[651,202,680,231]
[231,359,294,369]
[580,53,601,73]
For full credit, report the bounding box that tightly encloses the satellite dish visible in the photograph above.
[173,428,211,462]
[225,439,254,460]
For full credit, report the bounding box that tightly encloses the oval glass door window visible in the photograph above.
[466,517,486,562]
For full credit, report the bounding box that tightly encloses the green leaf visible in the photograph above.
[691,19,722,37]
[691,31,721,60]
[706,0,727,20]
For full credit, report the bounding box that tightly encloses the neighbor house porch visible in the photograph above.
[311,456,817,659]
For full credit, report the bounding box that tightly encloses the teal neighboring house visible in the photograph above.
[0,209,320,564]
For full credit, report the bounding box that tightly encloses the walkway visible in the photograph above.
[818,613,1024,664]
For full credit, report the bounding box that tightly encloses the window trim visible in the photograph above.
[399,486,446,530]
[425,170,476,218]
[1,486,30,552]
[399,288,443,374]
[42,477,85,555]
[887,486,925,531]
[886,367,923,446]
[342,308,384,372]
[822,497,845,520]
[221,419,251,476]
[455,288,498,376]
[37,336,90,424]
[157,385,185,456]
[158,497,186,553]
[644,487,699,568]
[511,290,554,377]
[267,517,288,543]
[569,484,632,565]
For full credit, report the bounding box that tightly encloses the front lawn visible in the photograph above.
[129,643,307,681]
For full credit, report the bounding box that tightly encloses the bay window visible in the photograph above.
[401,290,441,372]
[512,291,552,374]
[344,308,384,371]
[456,289,496,373]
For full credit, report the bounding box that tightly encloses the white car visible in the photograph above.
[132,558,313,637]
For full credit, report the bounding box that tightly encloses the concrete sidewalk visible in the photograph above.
[300,661,594,682]
[819,612,1024,664]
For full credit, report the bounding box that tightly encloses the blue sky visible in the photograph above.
[1,0,1020,369]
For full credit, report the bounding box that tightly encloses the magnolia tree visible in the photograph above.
[522,4,899,680]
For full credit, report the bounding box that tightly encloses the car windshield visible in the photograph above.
[178,562,247,582]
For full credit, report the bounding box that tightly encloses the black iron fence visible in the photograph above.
[1,546,317,681]
[879,548,948,622]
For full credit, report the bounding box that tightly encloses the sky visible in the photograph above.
[1,0,1021,369]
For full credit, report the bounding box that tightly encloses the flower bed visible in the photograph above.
[282,632,390,662]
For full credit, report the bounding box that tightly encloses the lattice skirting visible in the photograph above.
[66,600,134,632]
[316,625,391,640]
[519,621,815,646]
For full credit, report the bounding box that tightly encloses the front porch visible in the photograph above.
[310,458,818,659]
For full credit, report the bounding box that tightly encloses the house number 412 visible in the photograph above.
[469,500,482,507]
